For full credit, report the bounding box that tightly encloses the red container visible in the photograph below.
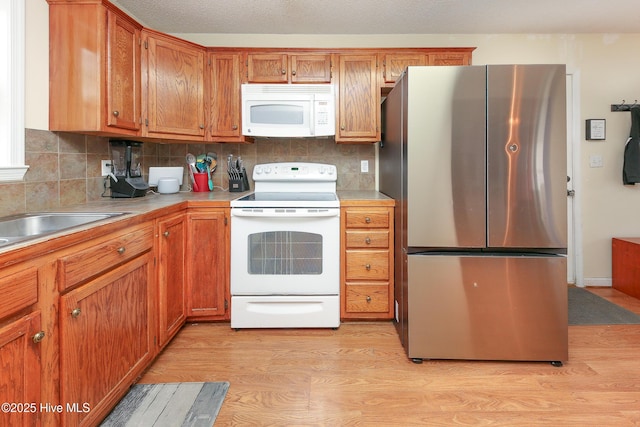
[192,173,209,192]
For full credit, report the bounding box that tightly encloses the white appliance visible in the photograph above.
[241,84,335,138]
[230,162,340,329]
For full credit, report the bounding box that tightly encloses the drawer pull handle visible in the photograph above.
[281,69,287,75]
[163,231,170,237]
[71,308,82,318]
[366,296,372,303]
[117,247,126,254]
[365,217,371,223]
[112,110,119,117]
[32,331,45,343]
[365,264,371,270]
[365,237,371,245]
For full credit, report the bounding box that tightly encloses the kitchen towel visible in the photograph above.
[100,381,229,427]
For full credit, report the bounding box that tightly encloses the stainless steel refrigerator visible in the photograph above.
[380,65,568,364]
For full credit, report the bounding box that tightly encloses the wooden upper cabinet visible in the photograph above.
[336,54,380,143]
[106,10,141,131]
[143,30,206,140]
[208,51,251,142]
[428,51,472,66]
[247,53,332,83]
[48,2,142,135]
[382,53,427,86]
[290,54,332,83]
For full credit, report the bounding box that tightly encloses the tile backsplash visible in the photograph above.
[0,129,376,216]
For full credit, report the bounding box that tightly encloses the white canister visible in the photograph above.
[157,177,180,194]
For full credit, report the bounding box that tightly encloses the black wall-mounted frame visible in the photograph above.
[586,119,606,140]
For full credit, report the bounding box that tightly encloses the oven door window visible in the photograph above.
[248,231,322,275]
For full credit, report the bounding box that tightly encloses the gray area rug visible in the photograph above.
[568,287,640,325]
[100,382,229,427]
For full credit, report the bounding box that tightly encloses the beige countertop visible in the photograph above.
[0,189,393,257]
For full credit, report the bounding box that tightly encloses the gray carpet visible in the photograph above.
[568,287,640,325]
[100,382,229,427]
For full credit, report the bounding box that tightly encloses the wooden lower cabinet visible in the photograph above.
[186,209,230,320]
[59,252,154,426]
[341,202,395,320]
[612,237,640,299]
[157,213,187,348]
[0,311,42,427]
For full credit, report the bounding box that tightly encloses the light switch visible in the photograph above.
[589,155,603,168]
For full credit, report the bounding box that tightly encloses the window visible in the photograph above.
[0,0,27,182]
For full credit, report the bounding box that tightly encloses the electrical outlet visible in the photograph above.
[360,160,369,173]
[101,160,111,176]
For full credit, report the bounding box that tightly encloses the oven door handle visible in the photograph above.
[231,208,339,218]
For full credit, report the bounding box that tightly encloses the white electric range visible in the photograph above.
[230,162,340,329]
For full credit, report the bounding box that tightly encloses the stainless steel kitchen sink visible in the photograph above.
[0,212,129,247]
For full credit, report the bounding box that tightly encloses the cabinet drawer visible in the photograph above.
[0,266,38,320]
[345,283,389,313]
[345,210,389,229]
[58,225,154,291]
[345,230,389,249]
[345,250,389,280]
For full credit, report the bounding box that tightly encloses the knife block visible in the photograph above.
[229,170,250,192]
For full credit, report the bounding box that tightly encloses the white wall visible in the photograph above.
[27,0,640,284]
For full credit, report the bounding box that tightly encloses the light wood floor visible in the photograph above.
[139,287,640,426]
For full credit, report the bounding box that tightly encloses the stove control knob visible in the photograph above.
[255,166,263,175]
[328,167,335,175]
[264,166,272,174]
[319,166,326,174]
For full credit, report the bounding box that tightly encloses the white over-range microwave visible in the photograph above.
[241,84,335,138]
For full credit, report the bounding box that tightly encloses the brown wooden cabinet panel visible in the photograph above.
[341,205,394,319]
[336,54,380,143]
[0,311,42,427]
[208,52,251,142]
[290,54,332,83]
[186,210,229,320]
[157,213,186,348]
[428,51,472,66]
[382,53,427,85]
[59,253,154,427]
[247,53,289,83]
[106,10,141,131]
[247,53,331,83]
[143,30,206,140]
[612,238,640,299]
[48,2,142,136]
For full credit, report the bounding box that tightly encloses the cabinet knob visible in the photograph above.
[281,69,286,75]
[71,308,82,318]
[112,110,119,117]
[340,125,345,130]
[365,264,371,271]
[32,331,46,343]
[163,231,170,237]
[117,247,126,254]
[232,125,238,130]
[365,237,371,245]
[365,217,371,223]
[366,296,372,303]
[199,124,205,129]
[292,70,297,76]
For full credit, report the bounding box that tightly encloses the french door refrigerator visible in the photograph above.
[380,65,568,364]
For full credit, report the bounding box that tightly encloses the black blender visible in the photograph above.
[108,140,149,198]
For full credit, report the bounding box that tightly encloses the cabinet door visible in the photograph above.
[209,52,247,142]
[59,254,153,427]
[428,52,471,66]
[336,54,380,142]
[186,210,229,320]
[382,53,426,85]
[106,10,141,131]
[247,53,288,83]
[157,214,186,348]
[290,54,332,83]
[0,312,42,427]
[144,31,206,139]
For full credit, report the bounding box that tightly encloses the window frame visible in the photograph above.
[0,0,27,182]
